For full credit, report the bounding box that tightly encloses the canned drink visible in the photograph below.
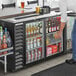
[31,51,35,61]
[37,37,41,47]
[27,39,31,50]
[31,39,33,49]
[34,38,37,48]
[47,47,52,56]
[28,51,31,62]
[38,50,41,59]
[35,49,38,60]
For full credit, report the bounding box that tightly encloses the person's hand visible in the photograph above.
[54,31,62,39]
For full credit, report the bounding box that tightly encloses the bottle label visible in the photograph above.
[28,52,31,62]
[49,27,51,32]
[40,28,42,33]
[35,50,38,60]
[30,39,33,49]
[46,28,48,33]
[34,39,36,48]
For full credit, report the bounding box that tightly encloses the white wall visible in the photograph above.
[2,0,15,4]
[0,0,16,8]
[0,0,59,9]
[0,0,2,8]
[46,0,59,8]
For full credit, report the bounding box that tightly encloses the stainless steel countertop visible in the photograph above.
[1,11,73,23]
[0,6,73,23]
[0,6,75,19]
[0,7,36,19]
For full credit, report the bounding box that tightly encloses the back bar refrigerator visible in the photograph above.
[0,15,64,71]
[0,18,45,71]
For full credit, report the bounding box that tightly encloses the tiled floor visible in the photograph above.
[0,53,72,76]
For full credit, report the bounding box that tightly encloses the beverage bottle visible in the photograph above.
[53,18,56,32]
[31,24,33,36]
[7,31,12,47]
[36,22,39,35]
[35,49,38,60]
[56,18,60,31]
[28,24,30,37]
[51,18,54,32]
[5,28,12,48]
[26,24,28,37]
[56,17,58,31]
[46,37,50,45]
[33,38,37,48]
[4,28,7,47]
[31,50,34,61]
[46,21,48,33]
[26,52,28,62]
[2,35,7,49]
[34,24,36,36]
[35,24,37,36]
[48,21,50,33]
[38,50,41,60]
[30,24,33,36]
[4,28,8,43]
[0,26,3,44]
[55,18,57,32]
[0,37,2,49]
[37,37,40,47]
[31,39,33,49]
[40,22,43,34]
[37,22,39,35]
[37,37,42,47]
[35,23,39,35]
[32,24,34,36]
[28,51,31,62]
[52,22,54,32]
[27,39,31,50]
[38,22,43,34]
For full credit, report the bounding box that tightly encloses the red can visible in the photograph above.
[51,45,58,54]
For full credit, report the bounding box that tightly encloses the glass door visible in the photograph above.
[25,20,44,64]
[45,16,63,57]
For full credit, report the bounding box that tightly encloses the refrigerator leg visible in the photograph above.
[4,55,7,73]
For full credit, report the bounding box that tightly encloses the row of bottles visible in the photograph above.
[26,37,42,50]
[46,42,62,57]
[26,21,43,38]
[0,26,12,50]
[26,48,42,63]
[46,17,61,33]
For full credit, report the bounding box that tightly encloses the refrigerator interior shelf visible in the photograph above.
[26,46,43,52]
[46,40,62,46]
[26,34,43,40]
[0,47,13,53]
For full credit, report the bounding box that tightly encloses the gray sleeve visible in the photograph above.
[59,0,67,22]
